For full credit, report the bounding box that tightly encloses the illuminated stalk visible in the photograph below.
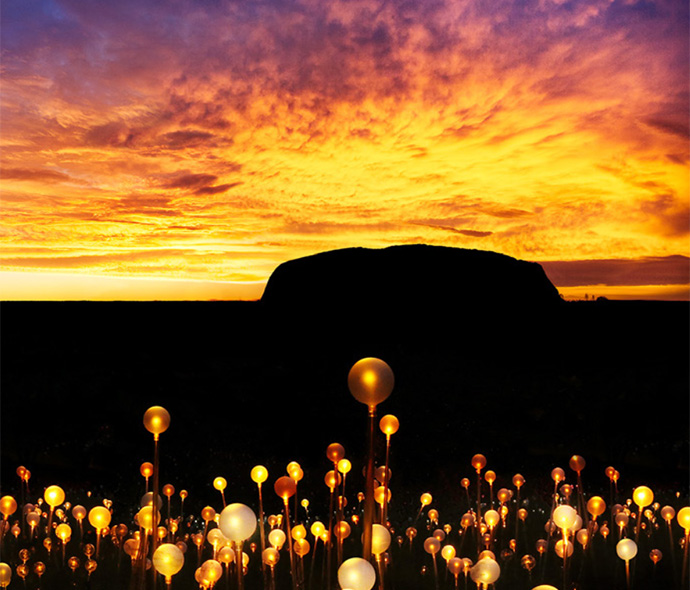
[235,540,244,590]
[257,482,267,577]
[284,500,298,590]
[362,406,376,559]
[152,434,161,590]
[476,471,482,553]
[375,553,385,590]
[269,564,276,590]
[682,531,690,590]
[562,528,568,590]
[514,488,521,552]
[167,497,172,542]
[326,487,335,589]
[382,434,391,526]
[309,535,319,590]
[625,559,631,590]
[432,552,439,590]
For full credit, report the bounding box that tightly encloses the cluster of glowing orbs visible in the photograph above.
[250,465,268,484]
[371,524,391,556]
[348,358,394,408]
[616,538,638,561]
[338,557,377,590]
[218,503,257,542]
[553,505,578,530]
[88,506,111,531]
[470,557,500,587]
[44,486,65,508]
[274,476,297,501]
[143,406,170,437]
[153,543,185,579]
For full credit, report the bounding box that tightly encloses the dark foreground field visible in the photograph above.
[1,298,688,589]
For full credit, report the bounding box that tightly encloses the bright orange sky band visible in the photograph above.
[1,0,688,301]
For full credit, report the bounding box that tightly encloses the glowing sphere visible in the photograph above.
[521,555,536,571]
[201,507,216,522]
[289,467,304,483]
[250,465,268,484]
[56,523,72,542]
[327,443,345,463]
[616,538,638,561]
[200,560,223,585]
[153,543,184,578]
[371,524,391,556]
[677,507,690,532]
[551,468,565,482]
[0,563,11,588]
[291,524,307,541]
[448,557,463,575]
[338,459,352,475]
[649,549,662,564]
[632,486,654,509]
[348,358,394,408]
[325,470,342,490]
[375,486,391,506]
[335,521,351,540]
[484,510,500,529]
[136,506,160,532]
[461,478,470,489]
[553,505,578,530]
[88,506,111,531]
[338,557,377,590]
[274,476,297,500]
[143,406,170,437]
[141,492,163,509]
[532,586,559,590]
[555,539,574,558]
[484,471,496,484]
[262,547,280,566]
[569,455,585,473]
[379,414,400,436]
[513,474,525,488]
[268,529,286,550]
[44,485,65,508]
[471,454,487,472]
[441,544,456,562]
[213,477,227,492]
[420,493,433,506]
[140,463,153,479]
[311,521,325,538]
[0,497,17,518]
[218,503,257,542]
[470,557,500,586]
[162,484,175,498]
[428,510,439,524]
[217,546,235,566]
[207,529,226,548]
[423,537,440,555]
[587,496,606,518]
[294,538,310,557]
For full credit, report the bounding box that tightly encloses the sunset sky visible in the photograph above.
[1,0,688,301]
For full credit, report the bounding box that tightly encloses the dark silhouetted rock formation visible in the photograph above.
[261,245,563,341]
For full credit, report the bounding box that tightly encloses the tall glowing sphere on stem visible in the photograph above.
[44,486,65,508]
[251,466,268,485]
[677,507,690,532]
[0,497,17,519]
[219,504,257,542]
[348,358,394,408]
[379,415,400,436]
[143,406,170,438]
[338,557,377,590]
[470,557,500,586]
[88,506,111,531]
[274,476,297,501]
[371,525,391,556]
[327,443,345,463]
[632,486,654,509]
[553,505,578,530]
[616,538,638,561]
[213,477,227,492]
[0,563,11,588]
[471,455,487,472]
[153,543,184,579]
[587,496,606,519]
